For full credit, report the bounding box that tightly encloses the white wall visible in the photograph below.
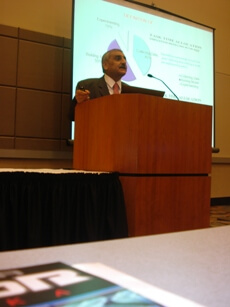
[0,0,72,38]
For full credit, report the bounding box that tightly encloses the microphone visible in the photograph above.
[147,73,179,101]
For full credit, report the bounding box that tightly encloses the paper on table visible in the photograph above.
[74,263,205,307]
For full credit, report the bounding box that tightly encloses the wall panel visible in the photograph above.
[0,138,14,150]
[17,41,63,92]
[15,138,61,151]
[62,48,71,94]
[16,89,62,139]
[0,36,18,86]
[0,24,72,156]
[0,87,16,136]
[61,94,72,140]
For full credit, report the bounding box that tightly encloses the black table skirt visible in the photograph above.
[0,171,128,251]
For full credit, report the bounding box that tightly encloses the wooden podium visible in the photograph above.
[73,94,212,236]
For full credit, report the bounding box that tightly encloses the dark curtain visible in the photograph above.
[0,172,128,251]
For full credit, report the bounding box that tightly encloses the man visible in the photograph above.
[69,49,129,120]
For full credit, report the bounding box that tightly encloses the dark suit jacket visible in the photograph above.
[69,76,130,120]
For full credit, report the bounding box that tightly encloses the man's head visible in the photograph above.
[102,49,127,81]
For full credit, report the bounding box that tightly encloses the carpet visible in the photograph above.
[210,205,230,227]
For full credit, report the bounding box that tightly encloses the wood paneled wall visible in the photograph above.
[0,24,72,154]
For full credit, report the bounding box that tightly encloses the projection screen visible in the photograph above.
[72,0,215,144]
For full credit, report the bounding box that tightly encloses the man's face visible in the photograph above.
[103,50,127,81]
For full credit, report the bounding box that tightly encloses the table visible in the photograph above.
[0,169,128,251]
[0,226,229,306]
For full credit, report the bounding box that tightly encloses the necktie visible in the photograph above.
[113,82,120,94]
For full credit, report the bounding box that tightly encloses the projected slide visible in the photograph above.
[72,0,214,107]
[108,36,152,82]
